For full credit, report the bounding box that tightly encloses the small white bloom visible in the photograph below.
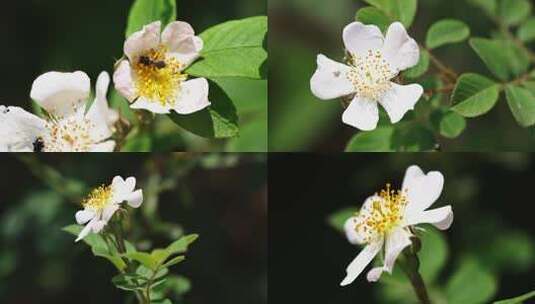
[113,21,211,115]
[311,22,424,131]
[75,176,143,242]
[0,71,118,152]
[340,165,453,286]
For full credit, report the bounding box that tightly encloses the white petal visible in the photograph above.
[343,22,384,56]
[402,166,444,216]
[172,78,211,114]
[91,220,107,233]
[384,227,412,273]
[113,60,137,102]
[30,71,90,117]
[90,140,116,152]
[112,176,136,196]
[379,83,423,123]
[75,210,95,224]
[125,189,143,208]
[0,106,46,151]
[75,217,98,242]
[342,97,379,131]
[366,267,384,282]
[340,239,383,286]
[162,21,203,69]
[405,205,454,230]
[86,72,115,142]
[381,22,419,71]
[124,21,161,61]
[344,216,361,245]
[102,204,120,222]
[310,54,354,100]
[131,98,172,114]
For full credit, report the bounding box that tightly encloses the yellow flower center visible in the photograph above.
[82,185,113,211]
[346,50,397,102]
[40,115,96,152]
[132,45,187,105]
[354,183,408,243]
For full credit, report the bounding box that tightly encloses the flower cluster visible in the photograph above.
[0,21,209,152]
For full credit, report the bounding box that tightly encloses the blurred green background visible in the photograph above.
[269,0,535,151]
[270,153,535,303]
[1,0,266,152]
[0,154,267,304]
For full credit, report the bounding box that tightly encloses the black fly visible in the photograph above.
[33,138,45,152]
[139,56,166,69]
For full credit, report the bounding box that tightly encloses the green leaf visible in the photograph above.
[109,90,136,123]
[125,0,176,37]
[517,17,535,42]
[432,110,466,139]
[169,80,239,138]
[494,290,535,304]
[505,85,535,127]
[226,114,267,152]
[469,38,529,80]
[345,126,395,152]
[451,73,500,117]
[404,48,429,79]
[63,225,107,251]
[210,78,267,116]
[426,19,470,49]
[121,128,152,152]
[327,207,357,232]
[362,0,418,28]
[187,16,267,79]
[498,0,531,26]
[355,7,393,32]
[391,124,436,152]
[467,0,497,16]
[112,273,147,291]
[124,252,160,271]
[161,255,185,268]
[445,257,497,304]
[417,227,448,283]
[166,234,199,256]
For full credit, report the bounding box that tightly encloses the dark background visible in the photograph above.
[0,154,267,304]
[269,153,535,303]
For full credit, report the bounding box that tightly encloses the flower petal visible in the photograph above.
[90,140,116,152]
[75,210,95,225]
[113,60,137,102]
[366,267,384,282]
[379,83,423,123]
[172,78,211,115]
[343,22,384,56]
[91,220,107,233]
[124,21,161,61]
[130,98,172,114]
[310,54,354,100]
[340,239,383,286]
[0,106,46,152]
[162,21,203,69]
[405,205,454,230]
[30,71,90,117]
[125,189,143,208]
[112,176,136,196]
[342,97,379,131]
[102,204,120,222]
[402,165,445,216]
[384,227,412,273]
[344,216,361,245]
[75,217,98,242]
[86,72,116,142]
[381,22,419,71]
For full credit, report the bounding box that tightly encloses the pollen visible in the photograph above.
[82,185,113,211]
[353,183,408,244]
[346,50,397,102]
[41,111,97,152]
[133,45,187,105]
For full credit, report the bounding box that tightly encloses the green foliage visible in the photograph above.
[426,19,470,49]
[404,48,430,79]
[326,207,358,232]
[125,0,177,37]
[451,73,500,118]
[445,257,497,304]
[517,17,535,42]
[469,38,529,81]
[345,126,396,152]
[494,290,535,304]
[361,0,418,28]
[467,0,497,16]
[432,109,467,139]
[355,7,393,32]
[505,85,535,127]
[497,0,531,26]
[345,123,435,152]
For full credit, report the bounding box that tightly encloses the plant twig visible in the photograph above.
[426,48,459,84]
[399,249,432,304]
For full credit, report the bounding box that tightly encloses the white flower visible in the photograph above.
[310,22,424,131]
[341,165,453,286]
[0,71,118,152]
[75,176,143,242]
[113,21,211,115]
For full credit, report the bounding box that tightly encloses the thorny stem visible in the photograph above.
[425,48,458,84]
[399,245,432,304]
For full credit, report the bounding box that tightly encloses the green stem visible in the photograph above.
[400,250,432,304]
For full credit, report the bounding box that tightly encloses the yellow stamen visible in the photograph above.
[82,185,113,211]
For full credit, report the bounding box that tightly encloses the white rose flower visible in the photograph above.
[0,71,118,152]
[113,21,211,115]
[341,165,453,286]
[311,22,424,131]
[75,176,143,242]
